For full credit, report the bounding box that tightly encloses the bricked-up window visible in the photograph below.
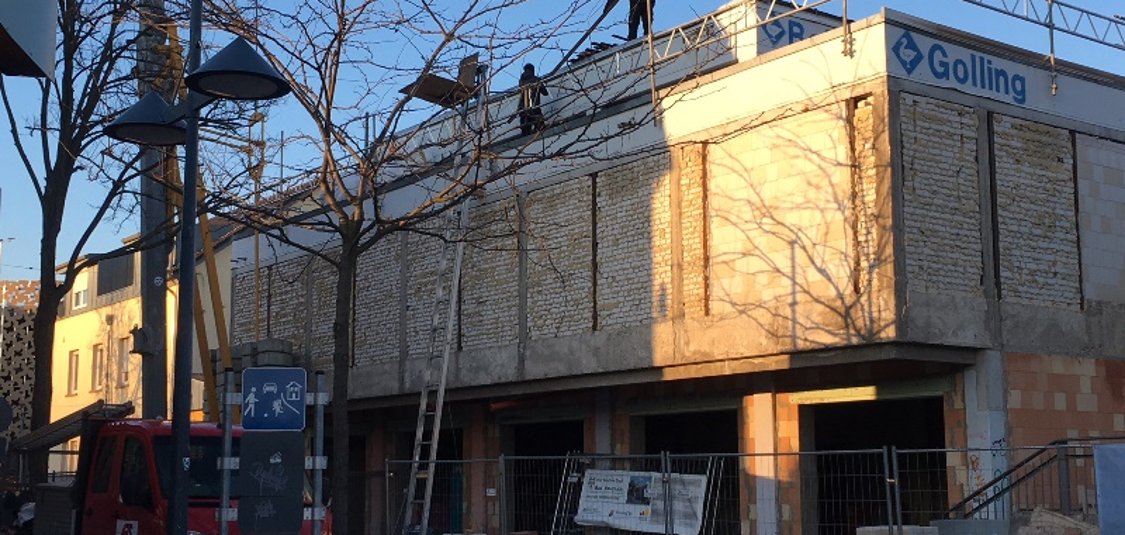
[116,337,130,386]
[91,344,105,391]
[67,350,79,395]
[96,254,135,295]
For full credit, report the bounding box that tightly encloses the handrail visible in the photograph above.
[946,440,1063,518]
[946,436,1125,519]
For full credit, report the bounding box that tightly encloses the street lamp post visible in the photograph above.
[104,1,289,533]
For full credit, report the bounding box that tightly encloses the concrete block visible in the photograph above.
[931,519,1009,535]
[855,527,937,535]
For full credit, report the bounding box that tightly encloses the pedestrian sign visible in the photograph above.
[242,367,307,431]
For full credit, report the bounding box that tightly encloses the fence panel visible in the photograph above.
[384,443,1113,535]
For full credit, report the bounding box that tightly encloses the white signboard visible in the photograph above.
[884,24,1125,131]
[1095,444,1125,534]
[575,469,708,535]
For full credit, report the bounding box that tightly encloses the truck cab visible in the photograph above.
[72,419,328,535]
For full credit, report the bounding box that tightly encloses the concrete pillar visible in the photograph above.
[367,420,386,535]
[465,403,490,533]
[753,393,779,535]
[964,350,1009,507]
[740,392,779,535]
[595,389,613,454]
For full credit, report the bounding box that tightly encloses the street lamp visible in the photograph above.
[104,1,290,533]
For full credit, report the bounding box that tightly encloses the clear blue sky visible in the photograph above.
[0,0,1120,278]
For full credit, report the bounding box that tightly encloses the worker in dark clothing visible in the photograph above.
[518,63,548,136]
[627,0,655,40]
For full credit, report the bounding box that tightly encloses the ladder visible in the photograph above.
[401,56,490,535]
[401,203,469,535]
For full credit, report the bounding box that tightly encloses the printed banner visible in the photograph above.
[575,469,707,535]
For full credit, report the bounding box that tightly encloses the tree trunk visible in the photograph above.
[30,228,63,484]
[331,236,358,535]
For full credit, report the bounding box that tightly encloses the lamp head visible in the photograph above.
[103,92,187,146]
[185,37,291,101]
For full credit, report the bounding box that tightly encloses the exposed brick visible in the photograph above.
[993,114,1080,307]
[526,177,594,338]
[899,93,983,296]
[596,152,674,329]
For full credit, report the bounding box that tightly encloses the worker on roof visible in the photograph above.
[627,0,655,40]
[518,63,548,136]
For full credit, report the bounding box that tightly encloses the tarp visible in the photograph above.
[1094,444,1125,534]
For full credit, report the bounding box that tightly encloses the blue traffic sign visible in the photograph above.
[242,367,307,431]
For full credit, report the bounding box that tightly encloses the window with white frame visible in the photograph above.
[91,344,105,391]
[72,289,88,310]
[67,350,80,395]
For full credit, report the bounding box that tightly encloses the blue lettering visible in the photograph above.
[929,43,949,80]
[953,58,969,84]
[788,21,805,43]
[916,37,1028,106]
[994,68,1009,95]
[1012,75,1027,104]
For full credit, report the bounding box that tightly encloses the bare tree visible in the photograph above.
[187,0,710,530]
[0,0,182,482]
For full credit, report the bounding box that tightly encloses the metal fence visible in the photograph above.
[384,442,1109,535]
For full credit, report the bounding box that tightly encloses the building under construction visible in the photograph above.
[227,1,1125,534]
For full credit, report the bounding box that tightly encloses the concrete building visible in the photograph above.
[229,2,1125,533]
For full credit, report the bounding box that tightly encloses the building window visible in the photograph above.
[91,344,105,391]
[65,438,80,473]
[67,350,80,395]
[116,337,130,386]
[72,289,88,310]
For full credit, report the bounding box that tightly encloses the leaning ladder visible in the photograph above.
[401,58,490,535]
[401,203,470,535]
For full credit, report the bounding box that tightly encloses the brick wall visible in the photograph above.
[993,114,1080,307]
[461,198,520,350]
[230,254,320,359]
[679,144,709,319]
[526,177,594,338]
[595,153,673,329]
[1006,352,1125,446]
[404,221,455,361]
[354,237,401,365]
[899,93,983,296]
[1076,134,1125,303]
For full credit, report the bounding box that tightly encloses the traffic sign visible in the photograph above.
[241,367,307,431]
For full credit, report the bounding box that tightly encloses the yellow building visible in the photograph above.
[50,236,234,476]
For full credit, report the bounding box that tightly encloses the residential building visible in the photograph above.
[50,234,235,475]
[228,3,1125,533]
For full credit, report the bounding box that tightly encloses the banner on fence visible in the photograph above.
[574,469,707,535]
[1095,444,1125,534]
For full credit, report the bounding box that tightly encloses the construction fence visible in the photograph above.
[382,440,1109,535]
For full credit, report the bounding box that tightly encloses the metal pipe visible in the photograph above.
[313,371,325,535]
[168,0,202,531]
[220,368,234,535]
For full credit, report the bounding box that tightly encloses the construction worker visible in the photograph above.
[627,0,655,40]
[518,63,548,136]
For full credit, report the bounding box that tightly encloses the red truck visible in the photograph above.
[16,403,330,535]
